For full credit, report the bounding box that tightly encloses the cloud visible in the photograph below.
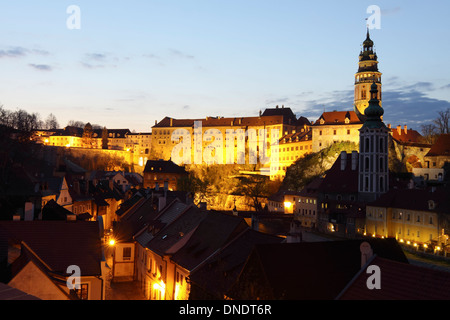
[0,46,49,58]
[80,52,118,69]
[295,81,450,130]
[85,53,107,61]
[380,7,401,16]
[169,49,194,59]
[29,63,52,71]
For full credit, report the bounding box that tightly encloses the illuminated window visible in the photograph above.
[72,283,89,300]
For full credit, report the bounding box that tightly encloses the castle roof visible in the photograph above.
[426,134,450,157]
[313,110,362,126]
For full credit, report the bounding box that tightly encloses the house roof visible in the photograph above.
[170,211,249,271]
[41,199,76,221]
[337,255,450,300]
[426,134,450,157]
[226,238,408,300]
[134,199,192,248]
[318,152,359,194]
[0,282,41,300]
[188,228,283,299]
[367,186,450,214]
[145,206,208,257]
[143,159,187,174]
[113,196,160,242]
[0,221,103,277]
[390,126,427,145]
[298,176,324,197]
[313,111,362,126]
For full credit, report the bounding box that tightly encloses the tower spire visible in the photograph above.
[354,27,382,122]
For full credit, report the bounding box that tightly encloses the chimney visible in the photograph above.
[340,151,347,171]
[397,125,401,135]
[404,125,407,135]
[360,242,373,268]
[387,123,391,129]
[170,118,173,127]
[158,196,166,211]
[351,151,358,170]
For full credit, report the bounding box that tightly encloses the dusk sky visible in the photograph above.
[1,1,449,132]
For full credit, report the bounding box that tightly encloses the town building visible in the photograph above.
[365,187,450,251]
[311,110,362,153]
[0,220,106,300]
[295,176,323,229]
[143,159,188,191]
[150,106,305,177]
[317,151,364,236]
[424,134,450,170]
[271,124,312,180]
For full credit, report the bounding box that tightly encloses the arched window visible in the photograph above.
[380,177,384,192]
[365,138,370,153]
[365,157,370,172]
[379,157,383,170]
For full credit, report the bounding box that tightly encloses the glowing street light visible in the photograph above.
[109,239,116,246]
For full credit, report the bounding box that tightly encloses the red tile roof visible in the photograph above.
[426,134,450,157]
[313,111,362,126]
[153,115,293,128]
[318,152,359,194]
[337,255,450,300]
[390,126,425,145]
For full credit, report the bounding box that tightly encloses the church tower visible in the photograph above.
[358,82,389,202]
[354,29,382,122]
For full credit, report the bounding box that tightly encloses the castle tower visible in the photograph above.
[358,82,389,202]
[354,29,382,122]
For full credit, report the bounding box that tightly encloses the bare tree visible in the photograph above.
[433,108,450,134]
[67,120,85,128]
[44,113,59,130]
[420,123,438,144]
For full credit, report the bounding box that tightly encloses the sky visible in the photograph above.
[0,0,449,133]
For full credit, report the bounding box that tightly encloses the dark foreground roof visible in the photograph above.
[337,255,450,300]
[227,238,407,300]
[0,221,103,277]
